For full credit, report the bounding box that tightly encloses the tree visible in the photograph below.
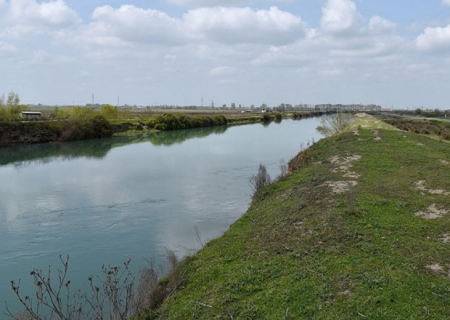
[0,91,25,121]
[7,91,20,107]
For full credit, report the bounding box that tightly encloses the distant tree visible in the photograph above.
[7,91,20,107]
[0,91,26,121]
[415,108,422,115]
[231,103,236,110]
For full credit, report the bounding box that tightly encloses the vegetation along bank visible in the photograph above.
[135,114,450,319]
[0,101,325,147]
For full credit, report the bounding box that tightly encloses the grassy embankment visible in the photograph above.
[142,114,450,319]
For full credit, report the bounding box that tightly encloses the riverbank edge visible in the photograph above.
[138,115,450,319]
[0,111,326,148]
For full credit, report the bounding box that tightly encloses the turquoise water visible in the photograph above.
[0,119,323,315]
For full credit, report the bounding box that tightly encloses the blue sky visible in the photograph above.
[1,0,450,109]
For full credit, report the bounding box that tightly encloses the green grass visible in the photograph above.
[140,116,450,319]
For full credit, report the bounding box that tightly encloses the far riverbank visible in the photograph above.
[0,110,326,148]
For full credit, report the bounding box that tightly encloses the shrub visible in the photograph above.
[249,164,272,196]
[260,113,271,122]
[316,112,353,137]
[147,114,227,131]
[100,105,119,119]
[8,251,184,320]
[274,112,282,121]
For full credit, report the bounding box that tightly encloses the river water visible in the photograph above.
[0,118,323,315]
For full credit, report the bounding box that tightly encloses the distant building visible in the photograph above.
[21,111,42,120]
[314,104,382,112]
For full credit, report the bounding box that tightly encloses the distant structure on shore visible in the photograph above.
[314,104,382,112]
[27,102,384,112]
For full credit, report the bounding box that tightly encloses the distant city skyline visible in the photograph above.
[1,0,450,109]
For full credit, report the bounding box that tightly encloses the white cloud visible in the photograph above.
[76,5,305,49]
[416,24,450,52]
[84,5,185,46]
[321,68,342,76]
[251,44,309,67]
[443,0,450,6]
[8,0,80,28]
[167,0,252,7]
[0,41,17,53]
[320,0,363,35]
[369,16,396,34]
[210,66,238,76]
[183,6,305,45]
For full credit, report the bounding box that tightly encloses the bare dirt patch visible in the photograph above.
[343,172,361,179]
[330,155,362,179]
[440,159,449,165]
[321,181,358,194]
[373,130,382,141]
[415,204,448,220]
[440,233,450,244]
[426,263,444,273]
[354,113,374,119]
[414,181,450,196]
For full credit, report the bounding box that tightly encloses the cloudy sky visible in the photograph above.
[0,0,449,108]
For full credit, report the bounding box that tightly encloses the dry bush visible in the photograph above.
[249,164,272,195]
[277,158,288,180]
[288,141,314,173]
[316,112,353,137]
[7,251,183,320]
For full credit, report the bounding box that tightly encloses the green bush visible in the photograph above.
[147,114,228,131]
[100,105,119,119]
[260,113,271,122]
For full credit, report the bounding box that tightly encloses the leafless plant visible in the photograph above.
[194,225,205,248]
[7,255,83,320]
[7,251,184,320]
[7,255,136,320]
[316,112,353,137]
[83,259,135,320]
[249,164,271,195]
[278,158,288,179]
[133,259,159,315]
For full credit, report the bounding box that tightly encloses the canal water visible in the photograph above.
[0,118,323,315]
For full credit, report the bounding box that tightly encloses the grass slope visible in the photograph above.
[151,115,450,319]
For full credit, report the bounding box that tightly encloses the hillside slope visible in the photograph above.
[149,115,450,319]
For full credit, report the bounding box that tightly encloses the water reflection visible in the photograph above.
[0,125,227,168]
[0,118,323,316]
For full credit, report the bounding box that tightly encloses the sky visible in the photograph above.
[0,0,450,109]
